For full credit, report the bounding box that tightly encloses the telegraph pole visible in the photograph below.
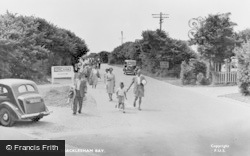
[152,12,169,31]
[120,31,125,45]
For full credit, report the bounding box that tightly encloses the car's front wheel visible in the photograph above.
[0,108,15,127]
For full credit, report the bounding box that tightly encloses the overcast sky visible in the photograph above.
[1,0,250,53]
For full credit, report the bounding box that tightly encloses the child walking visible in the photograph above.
[67,85,76,110]
[116,82,127,113]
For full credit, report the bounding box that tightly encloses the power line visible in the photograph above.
[152,12,169,31]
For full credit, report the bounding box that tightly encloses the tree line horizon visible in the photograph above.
[1,11,250,90]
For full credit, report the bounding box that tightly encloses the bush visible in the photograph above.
[155,65,180,78]
[196,72,210,85]
[108,58,116,64]
[239,82,250,96]
[234,41,250,95]
[180,59,208,85]
[196,73,204,85]
[191,59,207,76]
[168,65,181,78]
[180,61,196,85]
[237,63,250,95]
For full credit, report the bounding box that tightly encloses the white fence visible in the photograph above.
[213,71,237,84]
[213,62,238,84]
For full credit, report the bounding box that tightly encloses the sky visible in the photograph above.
[1,0,250,53]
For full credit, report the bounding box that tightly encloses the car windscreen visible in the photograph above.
[18,84,36,94]
[126,61,136,66]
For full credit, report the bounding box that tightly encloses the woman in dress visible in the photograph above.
[89,65,100,88]
[106,68,115,101]
[103,68,109,90]
[127,69,146,111]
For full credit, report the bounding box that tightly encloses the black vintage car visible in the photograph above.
[0,79,51,127]
[123,60,137,75]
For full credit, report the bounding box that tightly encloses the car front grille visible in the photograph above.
[18,99,25,113]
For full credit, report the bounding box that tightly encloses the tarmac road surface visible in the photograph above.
[2,64,250,156]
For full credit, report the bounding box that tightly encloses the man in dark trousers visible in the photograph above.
[73,74,87,115]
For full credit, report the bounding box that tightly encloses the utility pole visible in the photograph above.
[120,31,125,45]
[152,12,169,31]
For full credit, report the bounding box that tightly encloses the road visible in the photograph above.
[2,64,250,156]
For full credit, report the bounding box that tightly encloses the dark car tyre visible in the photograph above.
[0,108,15,127]
[31,117,42,122]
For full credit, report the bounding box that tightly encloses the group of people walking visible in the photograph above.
[68,64,146,115]
[103,67,146,113]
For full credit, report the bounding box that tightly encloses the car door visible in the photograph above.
[0,85,10,103]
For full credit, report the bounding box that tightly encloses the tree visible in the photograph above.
[35,18,89,67]
[190,13,239,72]
[0,12,50,79]
[139,30,197,74]
[88,53,98,58]
[98,51,110,63]
[109,42,135,64]
[108,29,196,77]
[238,29,250,43]
[0,12,89,79]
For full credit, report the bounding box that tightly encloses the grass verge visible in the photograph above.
[43,86,70,107]
[220,93,250,107]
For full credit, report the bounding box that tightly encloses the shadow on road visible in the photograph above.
[138,108,162,112]
[14,120,53,128]
[72,113,101,118]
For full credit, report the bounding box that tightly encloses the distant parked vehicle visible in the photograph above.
[123,60,137,75]
[0,79,51,127]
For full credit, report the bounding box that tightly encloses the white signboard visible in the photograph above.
[160,61,169,69]
[51,66,74,84]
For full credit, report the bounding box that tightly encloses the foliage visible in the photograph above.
[139,30,197,74]
[88,53,98,58]
[98,51,110,63]
[155,65,181,78]
[196,73,209,85]
[190,12,239,64]
[196,73,204,84]
[180,61,196,85]
[35,18,89,68]
[109,30,197,78]
[238,29,250,43]
[0,12,89,79]
[180,59,208,85]
[109,42,135,64]
[234,41,250,95]
[190,59,207,76]
[88,51,110,64]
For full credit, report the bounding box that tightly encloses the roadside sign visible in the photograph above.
[160,61,169,69]
[51,66,74,84]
